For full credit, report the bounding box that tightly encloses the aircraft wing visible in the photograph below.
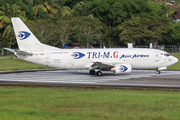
[3,48,33,55]
[90,62,115,71]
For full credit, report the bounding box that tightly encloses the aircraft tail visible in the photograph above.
[11,17,58,52]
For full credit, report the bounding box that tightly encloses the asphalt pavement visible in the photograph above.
[0,69,180,89]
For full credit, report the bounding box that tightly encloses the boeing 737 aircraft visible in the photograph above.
[4,18,178,76]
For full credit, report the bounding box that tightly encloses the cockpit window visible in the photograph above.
[164,53,170,57]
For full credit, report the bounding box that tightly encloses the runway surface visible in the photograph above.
[0,70,180,89]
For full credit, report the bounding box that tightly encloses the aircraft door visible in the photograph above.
[46,53,51,63]
[155,52,159,61]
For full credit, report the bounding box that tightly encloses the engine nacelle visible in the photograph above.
[110,64,132,74]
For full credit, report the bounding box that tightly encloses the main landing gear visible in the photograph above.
[89,70,95,75]
[89,70,102,76]
[156,69,161,74]
[96,71,102,76]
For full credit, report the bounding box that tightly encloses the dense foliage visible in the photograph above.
[0,0,179,49]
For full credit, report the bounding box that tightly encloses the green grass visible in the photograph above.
[0,57,50,71]
[0,86,180,120]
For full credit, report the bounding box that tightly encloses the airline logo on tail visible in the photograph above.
[121,65,128,72]
[72,52,85,59]
[17,31,31,40]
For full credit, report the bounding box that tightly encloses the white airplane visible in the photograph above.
[4,18,178,76]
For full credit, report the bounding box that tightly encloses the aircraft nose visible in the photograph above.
[173,56,178,64]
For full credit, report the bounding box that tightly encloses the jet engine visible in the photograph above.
[110,64,132,74]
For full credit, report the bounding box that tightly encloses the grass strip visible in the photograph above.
[0,57,50,71]
[0,86,180,120]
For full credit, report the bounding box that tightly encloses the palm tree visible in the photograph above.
[33,2,61,16]
[61,6,72,17]
[33,1,74,19]
[0,2,27,53]
[0,3,11,32]
[0,3,26,36]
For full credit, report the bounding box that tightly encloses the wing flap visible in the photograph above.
[90,62,114,70]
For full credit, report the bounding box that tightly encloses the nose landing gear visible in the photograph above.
[156,68,161,74]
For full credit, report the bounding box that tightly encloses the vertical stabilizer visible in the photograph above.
[11,17,58,52]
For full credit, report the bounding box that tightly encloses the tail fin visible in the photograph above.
[11,17,58,52]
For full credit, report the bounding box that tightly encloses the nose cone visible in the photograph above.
[173,56,178,64]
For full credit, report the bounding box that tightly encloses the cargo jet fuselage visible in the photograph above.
[4,18,178,76]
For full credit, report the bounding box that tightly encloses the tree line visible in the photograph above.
[0,0,180,53]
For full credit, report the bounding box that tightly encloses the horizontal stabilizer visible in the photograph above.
[3,48,33,55]
[3,48,15,53]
